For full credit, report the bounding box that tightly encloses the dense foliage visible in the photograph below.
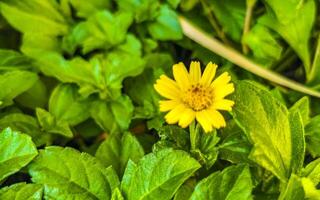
[0,0,320,199]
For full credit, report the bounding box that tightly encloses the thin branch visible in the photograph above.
[242,0,256,54]
[179,16,320,98]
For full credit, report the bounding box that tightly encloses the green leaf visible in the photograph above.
[111,188,124,200]
[15,78,48,109]
[95,132,144,177]
[64,11,132,53]
[0,113,49,146]
[0,0,68,36]
[305,115,320,157]
[28,146,119,200]
[116,0,160,22]
[0,71,38,107]
[121,148,200,200]
[36,108,73,138]
[243,24,282,66]
[104,35,145,98]
[173,179,196,200]
[190,164,253,200]
[148,5,182,41]
[0,128,38,182]
[91,96,134,133]
[218,120,252,164]
[0,49,32,71]
[208,0,246,41]
[302,158,320,185]
[49,83,91,126]
[289,96,310,125]
[69,0,111,18]
[279,174,305,200]
[154,125,190,151]
[260,0,315,75]
[0,183,43,200]
[190,125,220,169]
[231,81,305,181]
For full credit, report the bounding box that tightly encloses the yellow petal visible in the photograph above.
[159,100,180,112]
[178,108,195,128]
[212,99,234,111]
[173,62,190,90]
[200,62,218,86]
[154,75,180,99]
[207,108,226,128]
[211,72,231,88]
[165,104,186,124]
[189,61,201,84]
[214,83,235,100]
[196,110,213,133]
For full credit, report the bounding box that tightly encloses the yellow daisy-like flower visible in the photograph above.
[154,61,235,133]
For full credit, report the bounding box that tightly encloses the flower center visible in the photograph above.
[182,83,213,111]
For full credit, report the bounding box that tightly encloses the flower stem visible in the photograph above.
[189,121,197,151]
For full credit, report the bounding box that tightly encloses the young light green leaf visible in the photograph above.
[232,80,304,181]
[121,148,200,200]
[259,0,315,75]
[148,5,182,40]
[0,128,38,182]
[95,132,144,177]
[36,108,73,138]
[0,71,38,107]
[190,164,253,200]
[49,84,91,126]
[0,183,43,200]
[28,146,119,200]
[0,0,68,36]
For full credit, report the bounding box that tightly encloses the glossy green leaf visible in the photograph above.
[0,183,43,200]
[190,164,253,200]
[232,81,305,181]
[95,132,144,177]
[121,148,200,200]
[28,146,119,200]
[302,158,320,185]
[0,128,38,182]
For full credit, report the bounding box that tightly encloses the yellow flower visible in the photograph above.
[154,61,235,133]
